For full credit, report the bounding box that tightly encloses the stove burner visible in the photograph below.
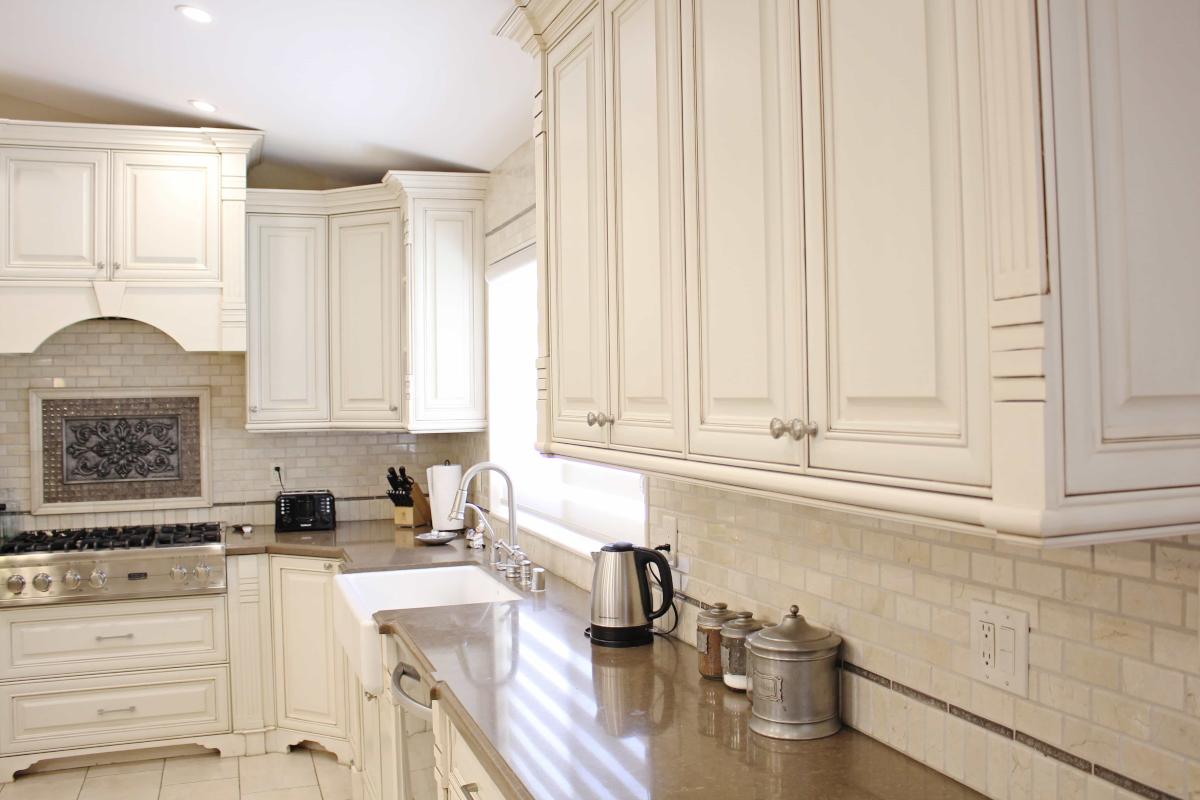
[0,523,224,555]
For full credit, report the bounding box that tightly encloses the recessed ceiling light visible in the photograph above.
[189,99,217,113]
[175,5,213,24]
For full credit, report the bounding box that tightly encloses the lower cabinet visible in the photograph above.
[270,555,347,740]
[432,700,506,800]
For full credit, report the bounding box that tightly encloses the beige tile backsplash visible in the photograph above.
[0,318,486,531]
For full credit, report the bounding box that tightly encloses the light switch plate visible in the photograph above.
[970,601,1029,696]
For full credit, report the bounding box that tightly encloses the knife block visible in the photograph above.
[394,483,432,529]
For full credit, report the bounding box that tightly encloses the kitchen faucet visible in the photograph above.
[450,462,521,569]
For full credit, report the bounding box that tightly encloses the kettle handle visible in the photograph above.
[633,547,674,621]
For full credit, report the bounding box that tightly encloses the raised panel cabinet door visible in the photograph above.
[605,0,687,454]
[547,6,610,445]
[330,210,403,424]
[682,0,805,466]
[247,215,330,425]
[270,556,345,738]
[800,0,991,488]
[111,151,220,280]
[0,148,108,280]
[1052,0,1200,493]
[408,198,486,431]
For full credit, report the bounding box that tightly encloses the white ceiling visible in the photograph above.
[0,0,536,184]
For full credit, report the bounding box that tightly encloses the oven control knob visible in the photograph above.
[62,570,82,591]
[170,565,189,584]
[6,575,25,594]
[89,569,108,589]
[194,563,213,584]
[32,573,53,592]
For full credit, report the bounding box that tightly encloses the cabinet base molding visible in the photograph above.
[0,732,246,784]
[265,727,353,766]
[548,443,1200,546]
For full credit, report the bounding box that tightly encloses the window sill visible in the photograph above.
[488,507,610,559]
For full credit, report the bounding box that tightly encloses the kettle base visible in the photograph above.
[589,623,654,648]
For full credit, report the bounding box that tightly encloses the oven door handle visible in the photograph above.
[389,661,433,721]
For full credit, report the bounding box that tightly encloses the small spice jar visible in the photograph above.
[696,602,737,680]
[720,611,763,691]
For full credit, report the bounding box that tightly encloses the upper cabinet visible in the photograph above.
[1049,0,1200,495]
[0,120,263,352]
[506,0,1200,543]
[245,172,487,433]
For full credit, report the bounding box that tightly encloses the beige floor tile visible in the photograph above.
[159,777,238,800]
[239,788,321,800]
[309,753,350,800]
[236,752,315,796]
[161,754,238,786]
[86,760,163,779]
[77,771,160,800]
[0,769,86,800]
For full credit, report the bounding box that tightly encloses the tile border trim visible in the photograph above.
[840,661,1183,800]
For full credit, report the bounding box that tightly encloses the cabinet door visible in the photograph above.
[547,7,610,445]
[111,152,220,280]
[247,215,330,425]
[0,148,108,279]
[408,198,486,431]
[330,210,403,425]
[800,0,991,488]
[682,0,804,466]
[270,556,345,739]
[605,0,687,453]
[1052,0,1200,493]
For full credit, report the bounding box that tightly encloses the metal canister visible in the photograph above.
[720,612,763,691]
[747,605,842,740]
[696,602,737,680]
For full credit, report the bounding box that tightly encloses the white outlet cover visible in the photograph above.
[970,600,1029,697]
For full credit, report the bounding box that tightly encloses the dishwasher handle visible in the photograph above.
[390,661,433,721]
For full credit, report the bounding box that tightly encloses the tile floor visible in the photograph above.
[0,748,350,800]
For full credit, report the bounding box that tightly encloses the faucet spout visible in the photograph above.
[450,461,519,555]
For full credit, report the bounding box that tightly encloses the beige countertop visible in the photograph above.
[367,538,984,800]
[224,518,462,565]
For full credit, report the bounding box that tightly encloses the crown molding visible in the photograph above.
[0,118,264,163]
[248,171,488,215]
[493,0,596,53]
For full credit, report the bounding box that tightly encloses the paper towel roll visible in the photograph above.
[426,463,465,532]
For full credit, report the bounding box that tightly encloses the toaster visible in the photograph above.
[274,490,336,532]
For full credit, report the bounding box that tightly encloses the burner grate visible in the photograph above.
[0,522,223,555]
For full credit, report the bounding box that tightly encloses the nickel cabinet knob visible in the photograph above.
[587,411,612,427]
[788,419,818,440]
[769,417,787,439]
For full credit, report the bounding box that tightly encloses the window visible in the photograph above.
[486,247,647,550]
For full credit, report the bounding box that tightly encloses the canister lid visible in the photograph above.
[720,611,763,639]
[697,602,737,628]
[750,605,841,654]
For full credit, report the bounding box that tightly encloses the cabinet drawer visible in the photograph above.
[447,720,505,800]
[0,665,230,753]
[0,596,227,678]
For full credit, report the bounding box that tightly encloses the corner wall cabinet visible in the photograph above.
[246,172,487,432]
[500,0,1200,545]
[0,119,262,352]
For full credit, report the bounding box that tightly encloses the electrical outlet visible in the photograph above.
[657,514,680,568]
[971,601,1029,696]
[270,464,285,489]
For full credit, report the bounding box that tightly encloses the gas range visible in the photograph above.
[0,522,226,606]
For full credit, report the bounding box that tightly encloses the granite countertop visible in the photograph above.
[224,519,465,566]
[372,552,985,800]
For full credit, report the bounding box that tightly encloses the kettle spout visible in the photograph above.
[590,550,600,564]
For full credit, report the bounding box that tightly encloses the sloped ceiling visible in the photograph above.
[0,0,536,186]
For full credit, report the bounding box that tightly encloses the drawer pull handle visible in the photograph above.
[95,633,134,641]
[461,784,480,798]
[389,661,433,721]
[97,706,136,716]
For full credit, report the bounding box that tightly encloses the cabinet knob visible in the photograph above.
[97,261,105,269]
[112,262,121,271]
[788,419,818,440]
[586,411,599,427]
[769,417,787,439]
[248,406,258,413]
[323,562,333,571]
[389,405,398,412]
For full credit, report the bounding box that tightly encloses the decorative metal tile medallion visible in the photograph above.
[32,391,209,512]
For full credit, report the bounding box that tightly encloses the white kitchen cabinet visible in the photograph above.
[0,147,108,279]
[330,210,404,425]
[681,0,805,467]
[247,215,330,426]
[1050,0,1200,495]
[604,0,687,454]
[270,555,346,740]
[546,6,610,446]
[799,0,991,487]
[433,700,507,800]
[111,151,221,280]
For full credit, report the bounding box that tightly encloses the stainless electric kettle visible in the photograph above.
[589,542,674,647]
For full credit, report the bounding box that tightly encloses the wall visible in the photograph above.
[483,139,535,266]
[0,319,486,530]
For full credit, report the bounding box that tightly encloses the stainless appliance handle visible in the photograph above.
[389,662,432,721]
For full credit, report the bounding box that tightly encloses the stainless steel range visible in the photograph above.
[0,522,226,605]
